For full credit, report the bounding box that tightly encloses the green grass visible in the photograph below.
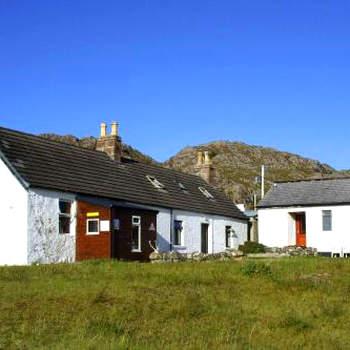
[1,258,350,349]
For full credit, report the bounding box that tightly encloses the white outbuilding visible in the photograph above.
[258,178,350,257]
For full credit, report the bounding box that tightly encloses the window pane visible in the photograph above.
[322,210,332,231]
[88,220,99,233]
[174,221,182,245]
[59,216,70,234]
[59,201,71,214]
[131,225,140,250]
[132,217,140,224]
[225,226,231,248]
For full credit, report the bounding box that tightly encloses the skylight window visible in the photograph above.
[178,182,189,194]
[198,186,214,199]
[178,182,186,190]
[146,175,167,191]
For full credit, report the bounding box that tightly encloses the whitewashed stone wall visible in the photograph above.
[28,188,76,264]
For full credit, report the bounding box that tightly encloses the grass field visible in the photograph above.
[1,257,350,350]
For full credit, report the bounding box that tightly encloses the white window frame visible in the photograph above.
[173,220,184,247]
[146,175,167,191]
[322,210,332,231]
[59,199,72,234]
[131,216,141,252]
[198,186,214,199]
[86,218,100,235]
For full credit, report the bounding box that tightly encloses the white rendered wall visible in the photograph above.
[0,158,28,265]
[212,215,247,252]
[258,205,350,254]
[156,208,172,252]
[155,207,248,254]
[28,188,77,264]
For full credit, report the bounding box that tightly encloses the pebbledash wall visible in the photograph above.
[0,157,28,265]
[28,188,76,264]
[258,205,350,254]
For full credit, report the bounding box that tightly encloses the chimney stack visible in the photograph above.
[95,122,122,162]
[195,149,215,185]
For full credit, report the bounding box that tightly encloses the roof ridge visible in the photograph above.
[0,125,109,156]
[275,177,350,184]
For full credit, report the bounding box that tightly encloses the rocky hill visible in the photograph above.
[39,134,349,205]
[165,141,349,205]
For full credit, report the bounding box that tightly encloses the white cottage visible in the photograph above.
[258,178,350,256]
[0,123,248,265]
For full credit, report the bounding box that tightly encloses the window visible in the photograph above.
[322,210,332,231]
[59,200,71,234]
[87,219,99,235]
[198,186,214,199]
[225,226,232,248]
[178,182,189,194]
[174,220,184,246]
[146,175,167,191]
[131,216,141,252]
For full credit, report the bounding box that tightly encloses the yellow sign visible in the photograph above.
[86,212,99,217]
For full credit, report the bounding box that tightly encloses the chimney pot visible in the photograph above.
[111,121,118,136]
[100,122,107,138]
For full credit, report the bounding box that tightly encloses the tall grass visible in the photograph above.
[1,257,350,349]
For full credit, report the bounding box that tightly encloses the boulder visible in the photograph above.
[226,249,244,258]
[192,252,205,261]
[149,251,163,263]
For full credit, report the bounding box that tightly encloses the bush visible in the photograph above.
[240,260,272,277]
[238,241,266,254]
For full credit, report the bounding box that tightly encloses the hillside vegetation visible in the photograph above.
[1,258,350,349]
[40,134,350,204]
[165,141,350,204]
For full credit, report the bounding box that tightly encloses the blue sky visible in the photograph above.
[0,1,349,169]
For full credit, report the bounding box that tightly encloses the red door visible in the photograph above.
[295,214,306,247]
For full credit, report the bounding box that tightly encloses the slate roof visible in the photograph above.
[0,126,247,220]
[258,178,350,208]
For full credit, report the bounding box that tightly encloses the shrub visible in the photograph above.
[238,241,266,254]
[240,260,272,277]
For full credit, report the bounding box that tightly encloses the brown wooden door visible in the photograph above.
[111,207,157,261]
[295,214,306,247]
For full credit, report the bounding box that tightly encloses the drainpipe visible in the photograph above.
[169,209,174,252]
[211,219,214,254]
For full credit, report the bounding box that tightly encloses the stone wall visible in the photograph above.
[28,189,76,264]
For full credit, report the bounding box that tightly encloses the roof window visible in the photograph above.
[146,175,167,191]
[198,186,214,199]
[178,182,189,194]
